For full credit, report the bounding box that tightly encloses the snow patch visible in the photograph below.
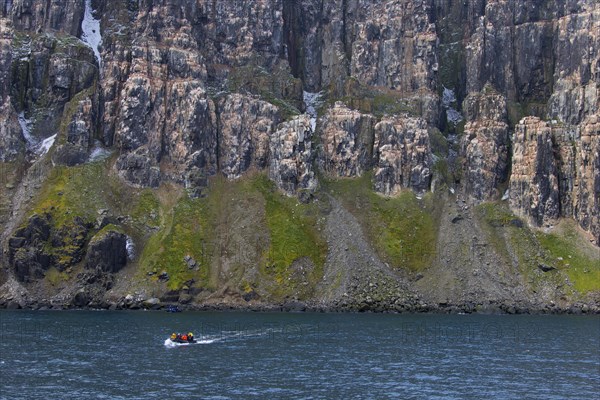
[501,189,510,201]
[441,86,463,126]
[126,236,135,260]
[18,112,56,156]
[18,112,37,150]
[81,0,102,68]
[88,142,112,162]
[442,87,457,107]
[38,134,57,156]
[303,91,322,132]
[446,108,463,125]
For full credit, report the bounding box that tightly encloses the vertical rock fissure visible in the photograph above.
[2,0,12,17]
[341,0,350,61]
[282,0,301,80]
[281,0,323,91]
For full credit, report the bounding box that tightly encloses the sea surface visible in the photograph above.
[0,311,598,399]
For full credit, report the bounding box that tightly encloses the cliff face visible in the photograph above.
[0,0,598,311]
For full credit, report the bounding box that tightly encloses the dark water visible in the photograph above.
[0,311,598,399]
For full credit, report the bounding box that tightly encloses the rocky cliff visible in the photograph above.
[0,0,598,312]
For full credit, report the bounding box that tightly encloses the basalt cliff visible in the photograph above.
[0,0,598,313]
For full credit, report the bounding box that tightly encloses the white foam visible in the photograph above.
[164,338,213,347]
[303,91,322,132]
[164,338,188,348]
[81,0,102,69]
[163,329,273,348]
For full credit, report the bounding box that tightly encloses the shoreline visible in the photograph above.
[2,299,599,315]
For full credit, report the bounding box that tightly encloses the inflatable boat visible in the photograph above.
[169,333,196,343]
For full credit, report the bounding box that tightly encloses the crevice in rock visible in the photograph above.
[282,0,323,92]
[282,1,301,80]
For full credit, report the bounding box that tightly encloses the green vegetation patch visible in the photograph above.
[33,162,107,227]
[324,173,439,272]
[139,194,211,291]
[252,175,327,291]
[226,62,302,120]
[476,202,600,295]
[137,173,327,296]
[332,78,421,118]
[131,189,161,229]
[537,226,600,294]
[45,267,70,286]
[24,162,115,269]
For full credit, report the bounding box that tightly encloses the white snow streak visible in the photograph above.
[303,91,322,132]
[38,134,57,156]
[81,0,102,68]
[442,86,463,126]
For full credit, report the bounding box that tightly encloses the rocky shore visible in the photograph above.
[2,297,599,316]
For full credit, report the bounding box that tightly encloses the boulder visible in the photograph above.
[142,297,161,309]
[72,290,89,307]
[85,229,128,273]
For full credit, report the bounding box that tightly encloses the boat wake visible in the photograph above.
[163,329,272,348]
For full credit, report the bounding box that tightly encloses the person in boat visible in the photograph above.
[170,333,177,340]
[187,332,194,342]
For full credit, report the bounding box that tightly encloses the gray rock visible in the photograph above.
[269,115,317,196]
[85,229,128,273]
[510,117,560,227]
[142,298,161,309]
[538,264,557,273]
[373,115,432,195]
[178,293,192,304]
[158,271,169,281]
[72,290,89,307]
[318,102,375,177]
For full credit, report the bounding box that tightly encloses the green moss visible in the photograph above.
[252,175,327,291]
[57,87,96,144]
[33,163,106,227]
[226,62,302,120]
[537,227,600,294]
[475,202,600,295]
[45,267,69,286]
[261,92,301,120]
[324,173,439,272]
[475,202,550,273]
[138,194,211,291]
[94,224,125,238]
[331,80,421,118]
[22,159,153,271]
[131,190,161,228]
[429,128,449,158]
[432,159,452,188]
[136,173,327,294]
